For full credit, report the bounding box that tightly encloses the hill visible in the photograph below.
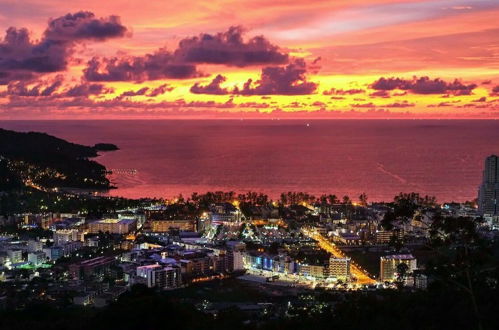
[0,128,117,191]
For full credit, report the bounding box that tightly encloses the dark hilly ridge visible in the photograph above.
[0,128,117,191]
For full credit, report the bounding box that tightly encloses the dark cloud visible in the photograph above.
[472,96,487,102]
[491,85,499,96]
[427,102,458,108]
[83,49,201,82]
[0,27,68,75]
[235,59,318,95]
[187,59,317,96]
[44,11,127,41]
[175,26,288,67]
[84,26,289,82]
[65,82,114,97]
[0,12,127,84]
[3,78,114,98]
[369,90,390,98]
[6,78,62,96]
[0,70,36,85]
[190,74,229,95]
[384,101,415,108]
[117,85,174,98]
[370,77,407,91]
[371,76,477,95]
[119,87,149,98]
[147,84,174,97]
[309,56,322,74]
[350,102,376,108]
[323,88,364,95]
[312,101,326,107]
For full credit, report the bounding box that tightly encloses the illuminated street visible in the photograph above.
[301,228,377,285]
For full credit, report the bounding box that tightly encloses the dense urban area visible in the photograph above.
[1,129,499,329]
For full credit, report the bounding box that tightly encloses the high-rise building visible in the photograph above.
[478,155,499,216]
[329,257,351,280]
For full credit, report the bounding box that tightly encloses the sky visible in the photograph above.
[0,0,499,119]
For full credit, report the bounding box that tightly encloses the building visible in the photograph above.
[478,155,499,215]
[28,251,46,266]
[380,254,417,282]
[6,249,23,263]
[376,229,403,244]
[53,229,81,245]
[329,257,351,280]
[59,241,83,256]
[335,233,362,245]
[298,263,328,279]
[209,203,242,224]
[404,272,428,290]
[27,240,43,252]
[243,253,275,271]
[88,218,137,234]
[43,246,63,260]
[136,264,182,289]
[230,250,245,271]
[179,252,214,277]
[69,256,116,280]
[150,219,196,232]
[155,266,181,289]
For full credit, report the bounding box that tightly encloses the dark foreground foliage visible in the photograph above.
[0,283,498,330]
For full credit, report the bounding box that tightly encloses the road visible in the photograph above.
[301,227,377,285]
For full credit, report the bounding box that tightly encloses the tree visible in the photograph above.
[389,233,405,252]
[359,193,368,206]
[328,194,339,205]
[396,262,409,289]
[393,192,437,219]
[427,214,495,330]
[380,211,396,230]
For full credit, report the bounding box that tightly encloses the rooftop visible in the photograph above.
[382,254,416,260]
[92,218,136,225]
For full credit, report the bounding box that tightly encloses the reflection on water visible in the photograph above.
[2,119,498,202]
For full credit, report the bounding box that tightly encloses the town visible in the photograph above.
[1,155,498,325]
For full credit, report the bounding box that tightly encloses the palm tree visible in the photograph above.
[359,193,368,206]
[328,194,339,205]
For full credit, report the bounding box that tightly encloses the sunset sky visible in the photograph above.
[1,0,499,119]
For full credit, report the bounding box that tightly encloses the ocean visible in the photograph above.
[2,119,499,202]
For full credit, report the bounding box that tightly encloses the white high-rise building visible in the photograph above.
[478,155,499,216]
